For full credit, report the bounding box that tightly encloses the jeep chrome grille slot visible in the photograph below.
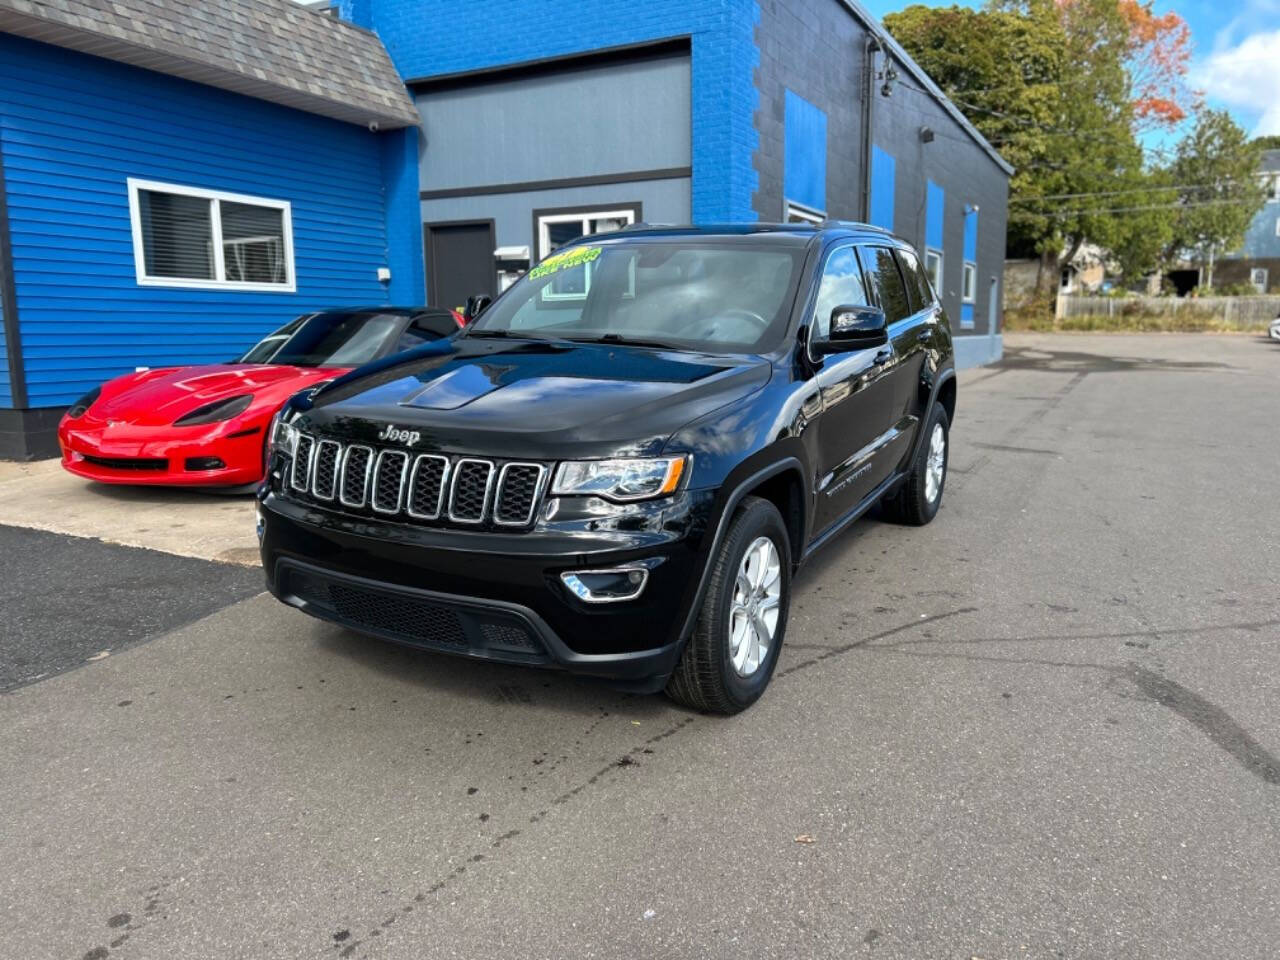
[406,454,450,520]
[288,438,546,530]
[311,440,341,500]
[291,434,316,492]
[339,445,374,508]
[494,462,546,526]
[448,459,494,524]
[371,450,410,514]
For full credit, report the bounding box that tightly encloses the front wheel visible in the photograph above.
[665,496,791,714]
[882,404,949,526]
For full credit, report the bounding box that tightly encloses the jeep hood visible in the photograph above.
[295,338,772,460]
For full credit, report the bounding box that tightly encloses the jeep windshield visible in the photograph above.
[468,239,806,354]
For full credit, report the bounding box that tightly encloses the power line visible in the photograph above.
[1010,180,1250,202]
[1010,198,1261,217]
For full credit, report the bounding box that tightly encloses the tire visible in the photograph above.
[882,403,949,526]
[665,496,791,714]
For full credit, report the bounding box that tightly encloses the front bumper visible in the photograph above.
[259,488,718,684]
[59,418,266,486]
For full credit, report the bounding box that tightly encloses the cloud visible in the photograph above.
[1192,28,1280,136]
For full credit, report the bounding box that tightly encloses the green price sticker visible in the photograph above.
[528,246,602,280]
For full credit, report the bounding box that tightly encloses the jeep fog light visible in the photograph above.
[561,567,649,603]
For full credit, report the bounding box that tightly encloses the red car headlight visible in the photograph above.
[174,394,254,426]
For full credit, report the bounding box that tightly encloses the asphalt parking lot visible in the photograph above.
[1,332,1277,960]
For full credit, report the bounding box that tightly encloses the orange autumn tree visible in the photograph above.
[1059,0,1195,131]
[1119,0,1194,128]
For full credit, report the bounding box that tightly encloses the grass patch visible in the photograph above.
[1004,298,1270,333]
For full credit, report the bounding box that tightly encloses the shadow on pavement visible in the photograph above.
[999,344,1236,374]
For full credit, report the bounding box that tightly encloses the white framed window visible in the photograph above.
[1274,216,1280,238]
[784,199,825,225]
[534,205,638,300]
[1250,267,1268,293]
[127,178,295,291]
[925,248,943,295]
[536,207,637,260]
[963,261,977,302]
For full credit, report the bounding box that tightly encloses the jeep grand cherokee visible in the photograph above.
[259,223,956,713]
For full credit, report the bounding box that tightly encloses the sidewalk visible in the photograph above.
[0,459,259,565]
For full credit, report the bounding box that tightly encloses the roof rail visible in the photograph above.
[817,219,893,234]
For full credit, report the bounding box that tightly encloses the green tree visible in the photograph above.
[1168,109,1266,287]
[885,0,1178,296]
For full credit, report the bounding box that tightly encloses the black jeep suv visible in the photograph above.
[259,223,956,713]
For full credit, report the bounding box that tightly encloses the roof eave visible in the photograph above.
[0,10,420,130]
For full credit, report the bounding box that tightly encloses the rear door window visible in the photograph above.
[860,246,913,325]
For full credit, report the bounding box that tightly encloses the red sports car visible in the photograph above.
[59,307,463,489]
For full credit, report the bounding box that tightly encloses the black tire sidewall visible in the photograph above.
[707,499,791,708]
[917,405,949,521]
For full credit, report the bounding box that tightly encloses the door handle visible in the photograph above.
[873,348,893,366]
[916,329,933,343]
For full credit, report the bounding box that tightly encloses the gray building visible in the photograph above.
[348,0,1012,367]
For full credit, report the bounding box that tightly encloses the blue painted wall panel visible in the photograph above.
[783,90,826,213]
[925,180,944,251]
[960,207,978,329]
[0,33,416,408]
[870,146,895,232]
[354,0,761,223]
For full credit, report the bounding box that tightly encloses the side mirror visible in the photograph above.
[816,304,888,354]
[464,294,492,321]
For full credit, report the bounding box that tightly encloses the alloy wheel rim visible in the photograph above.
[925,422,946,504]
[729,536,782,678]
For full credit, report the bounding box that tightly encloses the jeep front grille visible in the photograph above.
[288,435,547,530]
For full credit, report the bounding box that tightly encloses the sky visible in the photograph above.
[860,0,1280,140]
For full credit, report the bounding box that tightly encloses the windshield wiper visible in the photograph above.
[565,333,678,350]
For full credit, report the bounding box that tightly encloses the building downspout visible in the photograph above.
[860,34,881,222]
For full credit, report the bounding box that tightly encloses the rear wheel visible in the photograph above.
[882,404,949,526]
[665,496,790,714]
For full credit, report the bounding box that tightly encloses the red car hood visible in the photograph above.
[92,364,345,427]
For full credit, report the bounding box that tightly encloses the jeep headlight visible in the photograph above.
[269,411,299,459]
[551,456,688,502]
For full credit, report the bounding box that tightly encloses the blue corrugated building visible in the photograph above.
[0,0,423,457]
[1216,149,1280,293]
[0,0,1010,459]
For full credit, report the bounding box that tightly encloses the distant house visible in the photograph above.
[1216,148,1280,293]
[1004,244,1107,308]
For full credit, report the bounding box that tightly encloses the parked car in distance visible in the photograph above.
[1270,315,1280,341]
[259,223,956,712]
[59,307,464,489]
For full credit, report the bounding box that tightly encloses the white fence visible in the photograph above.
[1055,294,1280,328]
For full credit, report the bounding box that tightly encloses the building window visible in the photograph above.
[963,261,977,302]
[1250,267,1269,293]
[535,206,638,260]
[925,248,943,295]
[784,200,825,225]
[127,179,294,291]
[533,205,638,300]
[1275,216,1280,238]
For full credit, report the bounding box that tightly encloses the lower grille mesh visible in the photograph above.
[280,564,546,659]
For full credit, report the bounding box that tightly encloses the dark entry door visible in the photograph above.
[424,220,495,312]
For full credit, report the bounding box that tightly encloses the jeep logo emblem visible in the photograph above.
[377,424,421,446]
